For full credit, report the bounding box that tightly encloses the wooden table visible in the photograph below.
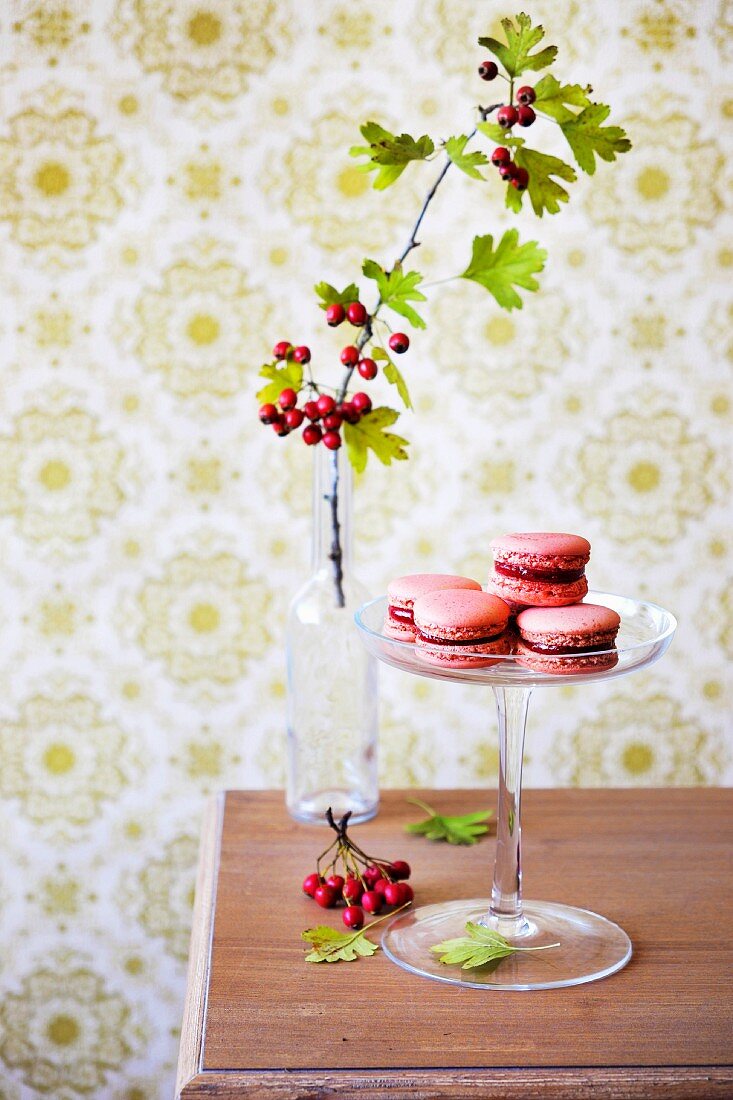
[176,789,733,1098]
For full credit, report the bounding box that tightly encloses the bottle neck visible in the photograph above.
[311,444,353,577]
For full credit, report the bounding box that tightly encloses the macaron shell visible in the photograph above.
[515,642,619,676]
[387,573,482,610]
[488,572,588,608]
[416,630,515,669]
[382,615,417,643]
[413,589,510,641]
[491,532,591,566]
[516,603,621,645]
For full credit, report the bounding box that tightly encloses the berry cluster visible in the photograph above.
[302,809,414,930]
[257,308,411,450]
[489,145,529,191]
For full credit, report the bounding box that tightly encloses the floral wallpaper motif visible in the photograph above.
[0,1,730,1096]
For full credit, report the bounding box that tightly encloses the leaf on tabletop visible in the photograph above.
[256,360,303,404]
[444,134,489,180]
[302,924,379,964]
[532,73,593,123]
[559,103,632,175]
[460,229,546,310]
[478,13,558,78]
[350,122,435,190]
[508,147,577,217]
[372,346,412,409]
[431,922,560,970]
[362,259,427,330]
[343,406,409,474]
[405,798,493,845]
[314,281,361,310]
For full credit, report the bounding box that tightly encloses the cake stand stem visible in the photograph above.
[480,685,533,939]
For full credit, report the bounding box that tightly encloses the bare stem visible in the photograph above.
[326,103,502,607]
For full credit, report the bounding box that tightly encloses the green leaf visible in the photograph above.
[431,922,560,970]
[532,73,593,123]
[507,146,577,217]
[372,346,412,409]
[314,281,361,310]
[350,121,435,190]
[460,229,546,311]
[477,122,525,148]
[444,134,489,180]
[362,259,427,330]
[559,103,632,175]
[478,13,557,78]
[405,798,492,845]
[343,406,409,474]
[302,924,379,964]
[256,360,303,404]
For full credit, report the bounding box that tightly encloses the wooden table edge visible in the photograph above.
[176,792,225,1099]
[178,1065,733,1098]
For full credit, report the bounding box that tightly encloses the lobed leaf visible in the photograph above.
[362,259,427,330]
[509,146,577,217]
[256,360,303,404]
[478,13,557,78]
[314,281,361,310]
[460,229,546,310]
[532,73,593,123]
[343,406,409,474]
[444,134,489,180]
[559,103,632,175]
[405,801,493,845]
[372,346,412,409]
[302,924,379,963]
[350,122,435,190]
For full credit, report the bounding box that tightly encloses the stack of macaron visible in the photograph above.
[384,532,621,674]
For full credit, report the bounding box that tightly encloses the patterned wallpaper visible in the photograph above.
[0,0,731,1095]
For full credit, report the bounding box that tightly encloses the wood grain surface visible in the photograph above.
[177,788,733,1097]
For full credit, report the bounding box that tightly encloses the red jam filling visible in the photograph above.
[520,638,615,655]
[416,629,501,647]
[389,605,414,624]
[494,561,586,584]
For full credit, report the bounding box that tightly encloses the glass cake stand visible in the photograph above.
[354,591,676,990]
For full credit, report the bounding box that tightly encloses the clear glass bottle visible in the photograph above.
[286,444,379,824]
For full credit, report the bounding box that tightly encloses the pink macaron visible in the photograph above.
[413,589,513,668]
[384,573,482,642]
[487,532,590,610]
[515,603,621,675]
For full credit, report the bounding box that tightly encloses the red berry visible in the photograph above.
[316,394,335,416]
[497,105,518,129]
[499,162,516,181]
[302,872,321,897]
[516,85,536,105]
[303,400,320,421]
[361,890,383,914]
[373,878,389,897]
[273,341,291,360]
[323,411,342,431]
[322,430,341,450]
[342,905,364,930]
[258,403,278,424]
[292,345,311,364]
[383,882,403,907]
[512,167,529,191]
[390,860,411,881]
[517,105,536,127]
[340,345,359,367]
[285,408,304,429]
[326,303,345,327]
[357,357,377,380]
[389,333,410,354]
[272,419,290,437]
[351,392,372,414]
[400,883,414,904]
[342,877,362,904]
[326,874,345,894]
[363,865,381,888]
[491,146,511,166]
[314,884,338,908]
[346,301,367,326]
[478,60,498,81]
[338,401,360,424]
[302,424,322,446]
[279,388,297,411]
